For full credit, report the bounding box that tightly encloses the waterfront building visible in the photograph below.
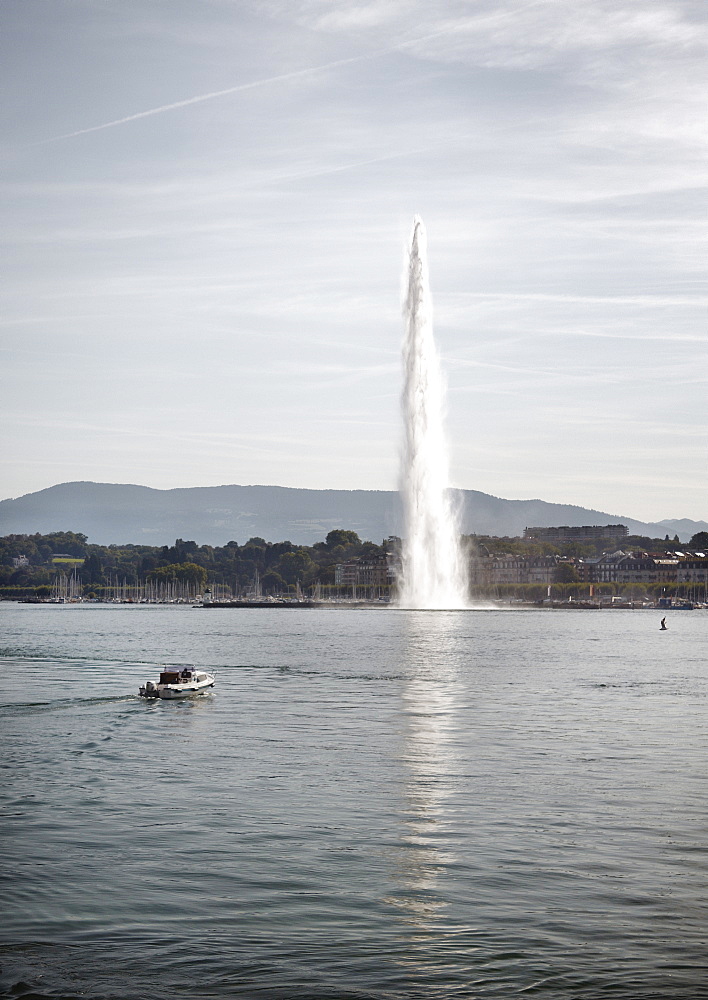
[578,551,706,586]
[334,555,393,588]
[478,553,560,586]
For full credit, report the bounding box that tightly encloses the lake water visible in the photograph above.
[1,603,707,999]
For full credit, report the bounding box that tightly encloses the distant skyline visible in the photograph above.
[1,1,706,522]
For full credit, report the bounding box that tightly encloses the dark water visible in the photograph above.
[1,603,707,999]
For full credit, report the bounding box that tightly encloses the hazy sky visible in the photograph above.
[2,0,706,522]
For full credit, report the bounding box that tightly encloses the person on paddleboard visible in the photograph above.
[660,617,667,630]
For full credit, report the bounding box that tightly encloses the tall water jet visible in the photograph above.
[398,217,469,609]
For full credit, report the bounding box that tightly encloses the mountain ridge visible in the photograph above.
[0,481,705,546]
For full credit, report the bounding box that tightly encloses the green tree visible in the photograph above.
[261,571,285,594]
[689,531,708,549]
[278,549,316,584]
[82,550,105,584]
[315,563,336,584]
[148,562,208,590]
[325,529,361,549]
[42,531,88,558]
[359,541,386,560]
[554,562,580,584]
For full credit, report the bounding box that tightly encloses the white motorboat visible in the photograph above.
[139,666,215,700]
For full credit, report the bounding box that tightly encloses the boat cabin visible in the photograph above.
[159,670,183,684]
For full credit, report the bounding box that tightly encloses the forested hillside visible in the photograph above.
[0,529,384,599]
[3,481,704,545]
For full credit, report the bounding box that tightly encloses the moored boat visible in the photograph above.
[139,666,215,699]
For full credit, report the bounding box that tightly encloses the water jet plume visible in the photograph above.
[397,216,469,610]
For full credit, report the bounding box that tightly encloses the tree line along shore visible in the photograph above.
[2,529,708,604]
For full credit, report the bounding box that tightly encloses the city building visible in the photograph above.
[334,555,393,589]
[578,551,708,586]
[477,553,560,586]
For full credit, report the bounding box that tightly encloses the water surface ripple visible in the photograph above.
[1,603,706,998]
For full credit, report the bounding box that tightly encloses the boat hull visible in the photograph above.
[157,680,215,699]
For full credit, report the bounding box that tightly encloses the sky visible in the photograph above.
[1,0,706,523]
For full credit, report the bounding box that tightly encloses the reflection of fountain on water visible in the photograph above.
[385,615,463,932]
[385,678,456,928]
[398,217,469,610]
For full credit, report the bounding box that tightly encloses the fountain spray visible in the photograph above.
[398,217,469,609]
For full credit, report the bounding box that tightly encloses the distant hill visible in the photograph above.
[0,482,705,546]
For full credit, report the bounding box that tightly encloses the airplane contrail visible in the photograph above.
[40,53,372,143]
[37,26,465,145]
